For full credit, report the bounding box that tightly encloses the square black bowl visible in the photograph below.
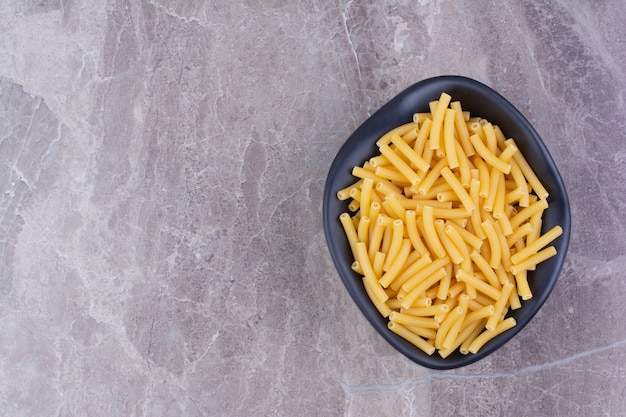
[322,75,571,369]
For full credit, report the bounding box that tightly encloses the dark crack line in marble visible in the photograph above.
[340,0,367,115]
[341,337,626,393]
[145,287,165,371]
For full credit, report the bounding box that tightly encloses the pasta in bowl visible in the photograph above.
[322,76,570,369]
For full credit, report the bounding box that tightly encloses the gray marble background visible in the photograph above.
[1,1,625,416]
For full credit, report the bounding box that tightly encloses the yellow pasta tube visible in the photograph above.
[413,112,431,123]
[363,277,392,318]
[509,246,557,275]
[468,120,482,136]
[469,251,500,289]
[373,251,386,277]
[463,304,495,326]
[429,92,452,151]
[456,269,501,301]
[405,210,429,256]
[460,318,488,354]
[375,122,418,147]
[383,219,405,271]
[506,222,533,248]
[375,166,409,183]
[349,187,361,202]
[442,295,470,349]
[351,261,363,275]
[510,225,563,265]
[481,219,502,269]
[440,167,476,212]
[404,325,437,340]
[444,222,472,270]
[455,139,472,188]
[398,198,453,210]
[429,100,438,116]
[417,178,450,198]
[401,267,448,309]
[391,252,433,291]
[386,296,403,310]
[368,202,381,229]
[507,279,522,306]
[413,297,433,308]
[436,262,454,301]
[356,243,390,312]
[401,304,450,317]
[378,213,393,228]
[390,133,430,172]
[369,155,390,168]
[357,215,371,246]
[505,186,528,205]
[474,157,490,199]
[437,190,459,203]
[527,210,543,245]
[337,179,363,200]
[402,126,419,142]
[413,118,432,155]
[401,249,423,271]
[421,139,434,167]
[508,158,530,207]
[481,122,498,155]
[387,321,436,355]
[389,311,440,329]
[464,280,478,300]
[359,178,374,218]
[514,270,533,300]
[447,281,465,299]
[498,142,518,162]
[339,213,359,260]
[510,198,548,229]
[483,168,501,213]
[450,101,473,157]
[497,210,514,237]
[444,109,459,169]
[493,170,506,219]
[435,306,464,349]
[506,138,549,199]
[421,205,447,259]
[379,239,412,288]
[417,158,448,196]
[378,144,421,185]
[468,178,487,240]
[401,256,451,292]
[485,280,514,331]
[440,317,484,358]
[374,179,404,197]
[384,193,407,222]
[435,220,465,265]
[367,215,386,261]
[448,219,483,250]
[493,124,507,149]
[469,134,511,174]
[429,207,473,219]
[351,165,385,183]
[467,317,516,354]
[496,224,513,273]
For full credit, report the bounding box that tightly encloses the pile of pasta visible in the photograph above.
[337,92,562,358]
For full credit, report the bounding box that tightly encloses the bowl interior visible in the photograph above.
[322,75,571,369]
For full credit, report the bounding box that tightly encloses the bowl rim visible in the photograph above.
[322,75,571,369]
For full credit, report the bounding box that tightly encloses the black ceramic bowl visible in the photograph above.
[323,75,571,369]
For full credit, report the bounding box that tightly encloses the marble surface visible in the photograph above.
[1,1,625,416]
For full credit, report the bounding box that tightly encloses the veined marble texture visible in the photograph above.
[0,1,625,416]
